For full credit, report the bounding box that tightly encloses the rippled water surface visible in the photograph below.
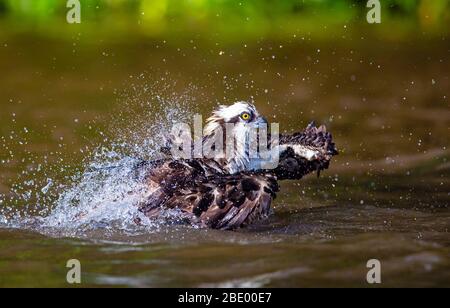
[0,31,448,287]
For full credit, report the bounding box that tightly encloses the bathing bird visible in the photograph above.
[137,102,337,230]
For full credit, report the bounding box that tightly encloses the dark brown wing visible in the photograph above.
[273,122,338,180]
[137,159,220,217]
[280,122,338,156]
[138,159,278,230]
[177,173,278,230]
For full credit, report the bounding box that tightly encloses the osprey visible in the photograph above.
[137,102,338,230]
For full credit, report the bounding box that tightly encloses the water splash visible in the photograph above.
[42,155,150,232]
[0,79,199,237]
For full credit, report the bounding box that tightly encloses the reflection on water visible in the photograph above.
[0,32,448,287]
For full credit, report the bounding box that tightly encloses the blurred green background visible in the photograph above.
[0,0,448,40]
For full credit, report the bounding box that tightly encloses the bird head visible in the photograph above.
[203,102,268,173]
[204,101,267,137]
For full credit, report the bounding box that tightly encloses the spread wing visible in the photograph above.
[138,160,279,230]
[273,122,338,180]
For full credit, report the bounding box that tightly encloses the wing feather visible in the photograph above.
[138,159,278,230]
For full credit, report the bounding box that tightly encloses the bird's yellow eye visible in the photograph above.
[241,112,251,121]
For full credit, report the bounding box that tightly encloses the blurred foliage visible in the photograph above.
[0,0,448,39]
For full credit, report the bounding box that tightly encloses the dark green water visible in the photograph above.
[0,31,448,287]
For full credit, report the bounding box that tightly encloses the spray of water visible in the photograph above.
[0,77,199,237]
